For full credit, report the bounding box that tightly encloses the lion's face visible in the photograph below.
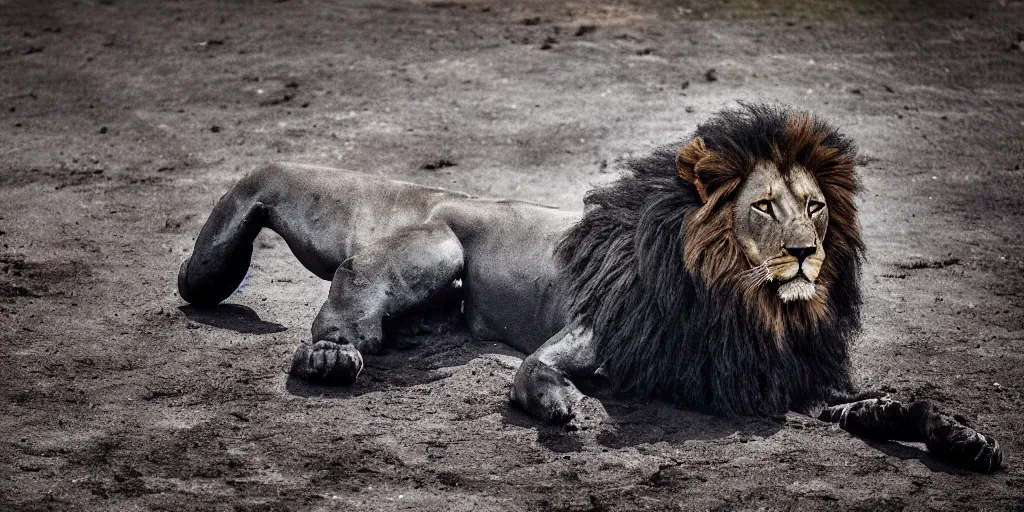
[733,161,828,302]
[675,108,861,334]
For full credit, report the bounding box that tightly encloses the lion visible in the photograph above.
[178,104,1002,472]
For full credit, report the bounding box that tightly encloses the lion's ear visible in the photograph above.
[677,137,709,202]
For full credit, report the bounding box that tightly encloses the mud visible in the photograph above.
[2,0,1024,510]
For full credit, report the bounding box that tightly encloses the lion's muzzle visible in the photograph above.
[767,247,824,302]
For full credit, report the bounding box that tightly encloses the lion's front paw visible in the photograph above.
[510,359,585,424]
[921,406,1003,473]
[289,340,364,385]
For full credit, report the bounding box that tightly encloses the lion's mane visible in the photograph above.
[556,104,864,416]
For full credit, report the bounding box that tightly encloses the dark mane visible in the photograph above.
[556,104,863,416]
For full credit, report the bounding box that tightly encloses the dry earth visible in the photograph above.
[2,0,1024,510]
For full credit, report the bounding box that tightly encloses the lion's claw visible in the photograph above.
[290,340,363,385]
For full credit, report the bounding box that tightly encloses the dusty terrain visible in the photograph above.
[2,0,1024,510]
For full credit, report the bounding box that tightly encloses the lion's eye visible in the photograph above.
[808,201,826,215]
[752,200,774,218]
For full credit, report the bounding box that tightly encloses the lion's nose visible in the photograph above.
[784,246,816,263]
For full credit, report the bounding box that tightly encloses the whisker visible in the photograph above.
[739,263,768,283]
[738,262,772,294]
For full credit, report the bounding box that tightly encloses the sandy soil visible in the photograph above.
[2,0,1024,510]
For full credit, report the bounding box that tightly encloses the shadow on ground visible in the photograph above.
[499,375,785,453]
[867,440,973,476]
[179,304,288,334]
[283,329,523,399]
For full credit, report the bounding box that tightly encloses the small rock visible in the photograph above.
[704,68,717,82]
[680,80,690,90]
[1010,33,1024,52]
[99,126,108,134]
[422,159,456,171]
[575,25,596,37]
[258,91,294,106]
[210,125,221,133]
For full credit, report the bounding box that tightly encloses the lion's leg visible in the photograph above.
[383,284,464,339]
[178,188,265,307]
[289,223,464,385]
[819,398,1002,473]
[510,324,600,423]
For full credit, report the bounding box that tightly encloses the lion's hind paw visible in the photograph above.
[290,340,364,385]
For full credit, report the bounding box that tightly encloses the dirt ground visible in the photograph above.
[2,0,1024,510]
